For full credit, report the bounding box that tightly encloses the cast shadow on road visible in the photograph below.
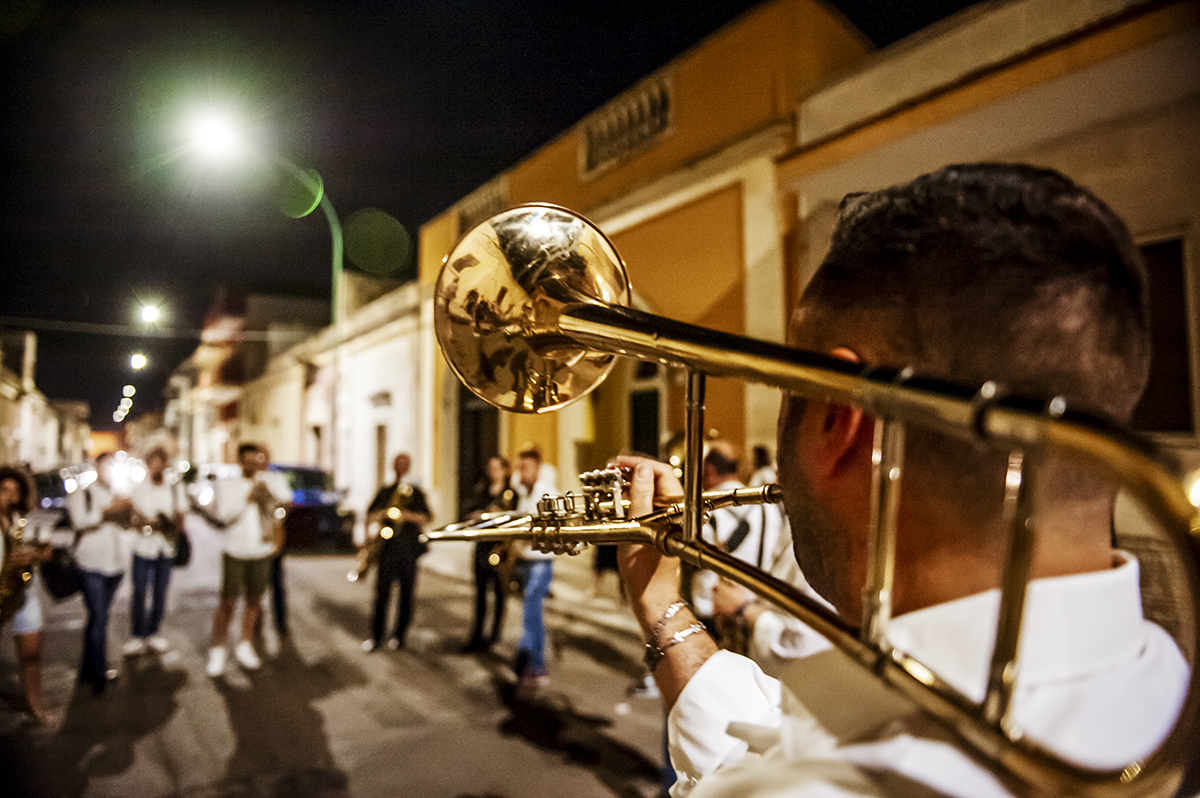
[36,656,188,798]
[490,672,662,798]
[212,636,367,798]
[310,594,371,644]
[548,626,645,681]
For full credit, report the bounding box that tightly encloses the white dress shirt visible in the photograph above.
[67,482,130,575]
[131,475,185,559]
[692,478,784,617]
[511,472,559,561]
[213,470,292,560]
[669,552,1189,797]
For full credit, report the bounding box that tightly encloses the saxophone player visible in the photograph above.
[0,466,51,724]
[361,453,431,652]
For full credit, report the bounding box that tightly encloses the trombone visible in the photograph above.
[430,203,1200,796]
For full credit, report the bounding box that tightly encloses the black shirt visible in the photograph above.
[368,481,431,543]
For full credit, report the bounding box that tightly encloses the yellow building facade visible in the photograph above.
[418,0,1198,516]
[420,0,869,508]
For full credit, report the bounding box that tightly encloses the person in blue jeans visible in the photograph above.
[67,452,133,694]
[510,445,557,690]
[125,446,185,656]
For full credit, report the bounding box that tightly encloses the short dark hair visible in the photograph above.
[0,466,34,514]
[704,441,739,477]
[518,445,542,463]
[145,445,170,464]
[796,163,1149,420]
[752,445,771,470]
[790,164,1150,510]
[237,443,260,459]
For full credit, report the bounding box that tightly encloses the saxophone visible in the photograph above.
[0,515,34,626]
[347,483,413,582]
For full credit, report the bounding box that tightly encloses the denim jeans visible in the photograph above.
[131,554,172,638]
[515,559,553,675]
[80,569,123,688]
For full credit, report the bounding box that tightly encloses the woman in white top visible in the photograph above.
[125,446,185,656]
[67,452,134,694]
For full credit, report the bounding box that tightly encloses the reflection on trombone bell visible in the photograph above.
[431,203,1200,797]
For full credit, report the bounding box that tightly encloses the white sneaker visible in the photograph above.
[206,647,227,677]
[147,635,171,653]
[123,638,147,656]
[234,641,261,671]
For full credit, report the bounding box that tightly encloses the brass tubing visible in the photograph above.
[683,370,705,545]
[558,303,1198,536]
[984,452,1036,728]
[862,417,904,646]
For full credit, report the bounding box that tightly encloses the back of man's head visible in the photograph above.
[794,163,1150,509]
[704,440,740,479]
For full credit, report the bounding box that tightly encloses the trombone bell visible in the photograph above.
[434,204,632,414]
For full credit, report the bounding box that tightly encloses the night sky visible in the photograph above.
[0,0,978,433]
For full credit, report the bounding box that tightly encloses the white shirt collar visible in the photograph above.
[884,551,1146,701]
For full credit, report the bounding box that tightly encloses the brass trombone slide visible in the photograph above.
[433,203,1200,797]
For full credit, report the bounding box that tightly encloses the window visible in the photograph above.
[1130,238,1194,434]
[580,74,673,180]
[457,181,509,239]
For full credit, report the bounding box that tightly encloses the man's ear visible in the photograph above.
[810,402,868,480]
[811,346,868,479]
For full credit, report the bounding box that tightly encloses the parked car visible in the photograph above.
[269,464,355,551]
[30,465,94,546]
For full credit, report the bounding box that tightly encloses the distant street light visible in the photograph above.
[123,384,136,397]
[130,353,148,369]
[141,305,160,323]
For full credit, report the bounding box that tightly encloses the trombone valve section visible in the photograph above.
[528,467,630,556]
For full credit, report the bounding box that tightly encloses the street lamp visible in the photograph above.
[180,104,346,476]
[141,304,160,323]
[180,105,345,325]
[130,352,148,370]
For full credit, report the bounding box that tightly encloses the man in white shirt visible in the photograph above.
[616,164,1191,796]
[691,440,782,628]
[206,442,292,677]
[126,446,185,656]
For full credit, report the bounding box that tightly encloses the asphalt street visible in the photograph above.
[0,517,668,798]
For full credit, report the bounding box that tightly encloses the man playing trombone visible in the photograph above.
[617,164,1190,796]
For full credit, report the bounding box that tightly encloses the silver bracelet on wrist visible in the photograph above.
[644,623,708,672]
[648,600,688,644]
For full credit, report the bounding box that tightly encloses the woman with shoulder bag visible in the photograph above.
[67,452,133,694]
